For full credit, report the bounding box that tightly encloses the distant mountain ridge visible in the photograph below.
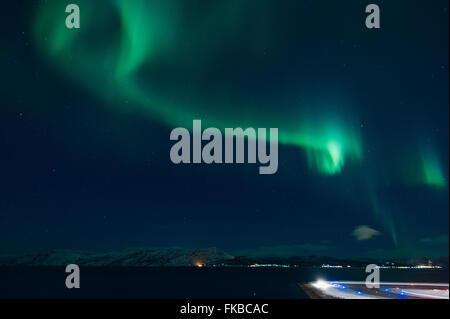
[0,248,447,268]
[0,247,234,267]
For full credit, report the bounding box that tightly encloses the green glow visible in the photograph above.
[402,145,447,188]
[421,150,447,188]
[305,141,345,175]
[327,141,342,167]
[284,118,362,174]
[32,0,364,175]
[369,190,398,246]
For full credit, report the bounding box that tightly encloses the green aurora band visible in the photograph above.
[31,0,448,245]
[32,0,363,175]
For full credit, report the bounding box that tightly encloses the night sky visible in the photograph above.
[1,0,448,258]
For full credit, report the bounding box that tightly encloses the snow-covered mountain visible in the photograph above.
[1,248,447,268]
[0,247,234,267]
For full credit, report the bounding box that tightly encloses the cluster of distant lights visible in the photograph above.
[248,264,442,269]
[395,265,442,269]
[249,264,291,268]
[247,264,441,269]
[200,263,442,269]
[202,263,293,268]
[320,264,442,269]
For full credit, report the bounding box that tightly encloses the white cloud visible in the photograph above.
[351,225,381,241]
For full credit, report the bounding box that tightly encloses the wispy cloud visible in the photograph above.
[351,225,381,241]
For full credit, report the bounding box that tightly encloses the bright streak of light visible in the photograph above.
[310,281,449,299]
[313,280,332,290]
[329,281,449,287]
[402,289,449,299]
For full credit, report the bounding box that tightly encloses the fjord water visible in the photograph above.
[0,267,448,299]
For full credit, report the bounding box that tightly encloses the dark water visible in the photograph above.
[0,267,448,299]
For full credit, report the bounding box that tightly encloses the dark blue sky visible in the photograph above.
[0,0,448,258]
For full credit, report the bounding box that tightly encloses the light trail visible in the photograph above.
[329,281,449,287]
[308,280,449,299]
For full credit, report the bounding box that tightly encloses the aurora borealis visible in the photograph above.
[0,0,448,258]
[32,0,366,175]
